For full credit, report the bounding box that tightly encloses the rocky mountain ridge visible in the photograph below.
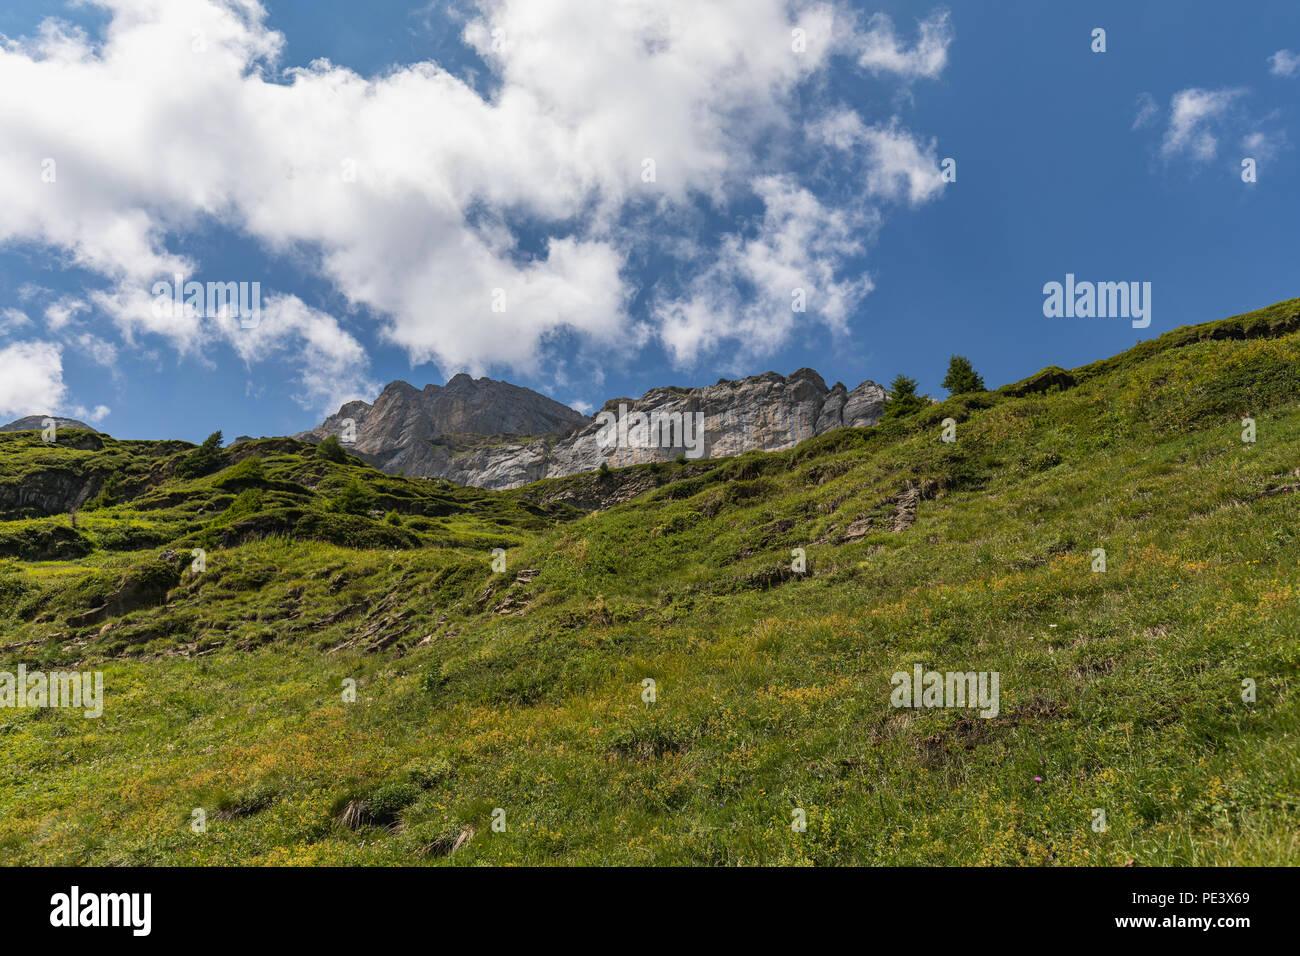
[301,368,887,489]
[2,369,887,492]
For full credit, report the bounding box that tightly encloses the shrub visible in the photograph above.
[331,478,372,515]
[882,375,929,420]
[85,473,123,510]
[316,435,348,463]
[175,431,226,478]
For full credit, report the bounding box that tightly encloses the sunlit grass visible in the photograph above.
[1,299,1298,864]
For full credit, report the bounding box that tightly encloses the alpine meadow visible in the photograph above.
[1,298,1297,866]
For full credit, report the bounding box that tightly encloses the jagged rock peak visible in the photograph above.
[296,367,886,490]
[295,374,587,456]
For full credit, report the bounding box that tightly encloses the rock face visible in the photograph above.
[0,468,103,518]
[535,369,886,483]
[294,374,585,463]
[303,369,886,490]
[0,419,107,518]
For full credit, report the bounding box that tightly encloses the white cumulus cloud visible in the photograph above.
[655,175,876,365]
[0,340,68,419]
[1268,49,1299,78]
[0,0,955,383]
[1161,87,1245,162]
[856,10,953,80]
[812,110,944,204]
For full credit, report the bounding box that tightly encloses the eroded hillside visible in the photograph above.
[1,298,1298,865]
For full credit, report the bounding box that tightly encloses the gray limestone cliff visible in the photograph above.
[298,369,886,489]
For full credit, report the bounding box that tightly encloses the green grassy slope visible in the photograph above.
[1,298,1298,865]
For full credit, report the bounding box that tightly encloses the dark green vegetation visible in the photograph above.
[942,355,986,396]
[882,373,929,420]
[2,298,1299,865]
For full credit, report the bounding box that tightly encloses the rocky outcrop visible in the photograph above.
[534,369,884,482]
[302,368,887,490]
[0,468,103,518]
[0,415,95,433]
[816,379,890,432]
[294,374,585,459]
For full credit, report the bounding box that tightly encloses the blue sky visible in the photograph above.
[0,0,1296,441]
